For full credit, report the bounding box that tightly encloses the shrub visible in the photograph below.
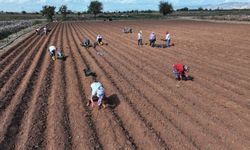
[0,20,32,40]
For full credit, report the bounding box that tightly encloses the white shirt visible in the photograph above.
[49,46,56,53]
[44,27,47,32]
[149,33,156,40]
[138,33,142,40]
[96,35,102,41]
[166,33,171,40]
[91,82,104,97]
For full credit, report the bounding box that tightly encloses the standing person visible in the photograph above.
[165,31,171,47]
[149,32,156,47]
[87,77,106,110]
[172,63,190,80]
[137,30,143,47]
[96,34,103,45]
[48,45,56,60]
[35,28,40,35]
[43,26,48,35]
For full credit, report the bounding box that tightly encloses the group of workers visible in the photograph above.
[35,25,49,35]
[82,34,103,48]
[45,26,191,110]
[137,31,171,47]
[138,30,189,81]
[48,45,64,60]
[84,62,191,109]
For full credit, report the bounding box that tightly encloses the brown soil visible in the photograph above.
[0,20,250,150]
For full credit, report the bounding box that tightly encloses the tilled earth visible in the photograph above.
[0,20,250,150]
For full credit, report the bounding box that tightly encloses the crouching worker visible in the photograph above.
[56,48,65,60]
[82,38,91,48]
[172,63,191,81]
[48,45,56,60]
[87,77,106,110]
[96,34,103,45]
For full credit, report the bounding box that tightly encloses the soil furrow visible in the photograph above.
[0,35,40,75]
[71,22,171,150]
[0,23,55,69]
[61,22,102,149]
[0,37,49,150]
[68,22,134,149]
[92,22,250,94]
[23,23,59,149]
[75,23,212,149]
[13,23,61,150]
[0,36,43,90]
[45,22,73,150]
[68,22,139,149]
[24,60,53,149]
[101,21,250,71]
[95,21,250,86]
[0,23,58,149]
[84,22,250,146]
[0,24,58,115]
[94,23,250,122]
[0,20,249,150]
[75,22,249,149]
[83,22,250,122]
[0,32,36,63]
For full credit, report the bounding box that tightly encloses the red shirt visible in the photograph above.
[173,63,184,74]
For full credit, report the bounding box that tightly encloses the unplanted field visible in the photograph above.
[0,20,250,150]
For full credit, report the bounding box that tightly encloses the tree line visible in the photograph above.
[41,0,173,21]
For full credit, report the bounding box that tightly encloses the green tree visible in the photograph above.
[159,1,173,16]
[198,7,203,11]
[77,12,81,19]
[88,0,103,17]
[59,5,68,20]
[41,5,56,21]
[178,7,188,11]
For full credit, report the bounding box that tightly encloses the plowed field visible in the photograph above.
[0,20,250,150]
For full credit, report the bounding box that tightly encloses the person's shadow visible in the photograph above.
[182,75,194,81]
[62,56,68,61]
[104,94,120,109]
